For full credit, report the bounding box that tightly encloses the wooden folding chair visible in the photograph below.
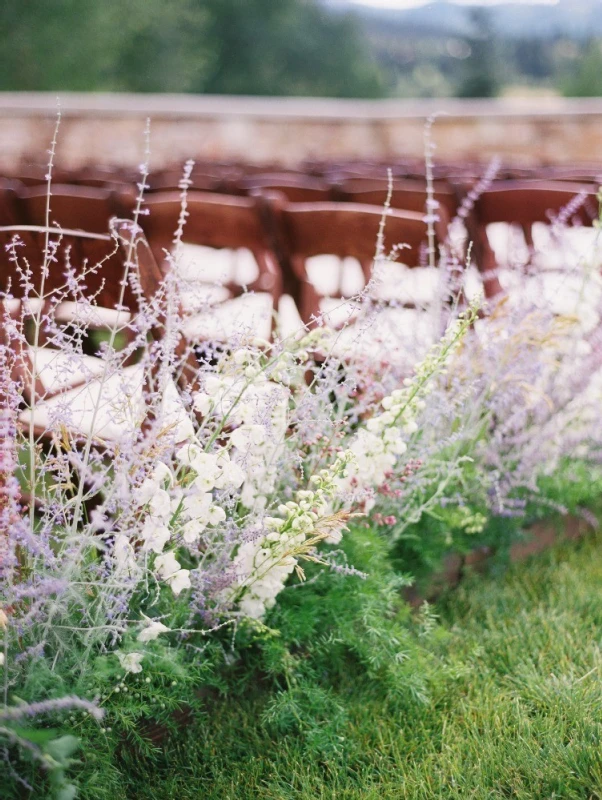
[146,163,243,195]
[339,177,459,224]
[469,181,600,299]
[13,182,138,348]
[140,191,283,343]
[19,182,134,233]
[239,173,334,203]
[70,165,139,190]
[270,200,449,325]
[0,216,193,443]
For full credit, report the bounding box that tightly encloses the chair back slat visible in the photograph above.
[340,177,458,222]
[2,184,138,310]
[469,181,600,299]
[273,200,447,323]
[141,191,282,298]
[280,201,444,266]
[474,181,599,228]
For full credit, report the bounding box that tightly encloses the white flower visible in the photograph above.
[191,452,221,491]
[141,518,171,554]
[168,569,191,596]
[154,553,191,596]
[149,489,172,520]
[0,653,4,667]
[152,462,174,488]
[192,392,212,416]
[117,651,144,674]
[182,490,212,522]
[154,552,181,579]
[114,534,138,577]
[230,425,266,450]
[170,488,184,514]
[181,519,205,543]
[208,505,226,525]
[214,453,245,489]
[135,464,174,508]
[172,416,195,443]
[175,441,204,467]
[237,597,266,619]
[134,478,157,507]
[137,618,171,643]
[233,347,255,366]
[203,374,225,396]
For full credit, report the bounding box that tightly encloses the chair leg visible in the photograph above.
[299,282,322,327]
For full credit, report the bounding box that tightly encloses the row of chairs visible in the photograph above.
[1,171,600,445]
[0,179,447,330]
[7,158,602,193]
[1,175,599,313]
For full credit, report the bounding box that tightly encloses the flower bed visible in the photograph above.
[2,166,602,796]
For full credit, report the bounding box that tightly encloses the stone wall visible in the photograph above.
[1,92,602,171]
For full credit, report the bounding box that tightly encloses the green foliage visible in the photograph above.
[456,8,499,98]
[563,39,602,97]
[6,508,602,797]
[22,524,602,800]
[0,726,80,800]
[0,0,598,100]
[381,457,602,591]
[0,0,383,98]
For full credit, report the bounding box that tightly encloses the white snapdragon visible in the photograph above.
[113,534,139,577]
[336,308,477,499]
[154,552,191,596]
[214,451,245,490]
[141,518,172,554]
[232,453,354,619]
[168,569,192,596]
[228,382,290,510]
[136,462,174,498]
[135,479,158,507]
[134,464,176,526]
[192,392,212,416]
[190,452,221,491]
[148,489,172,520]
[137,618,171,643]
[117,651,144,674]
[232,532,301,619]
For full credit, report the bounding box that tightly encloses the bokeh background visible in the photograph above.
[1,0,599,100]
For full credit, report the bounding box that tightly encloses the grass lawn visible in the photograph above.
[103,528,602,800]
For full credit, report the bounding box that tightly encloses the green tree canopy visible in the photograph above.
[0,0,384,98]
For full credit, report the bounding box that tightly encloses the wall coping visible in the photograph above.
[3,92,602,122]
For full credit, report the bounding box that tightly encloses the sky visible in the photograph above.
[348,0,559,7]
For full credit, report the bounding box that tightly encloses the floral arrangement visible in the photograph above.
[2,150,602,795]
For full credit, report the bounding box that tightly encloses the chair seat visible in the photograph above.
[178,244,259,283]
[327,307,441,370]
[19,363,190,442]
[487,222,602,274]
[182,292,278,343]
[498,270,602,332]
[54,301,132,328]
[305,254,364,297]
[369,264,443,306]
[28,346,108,394]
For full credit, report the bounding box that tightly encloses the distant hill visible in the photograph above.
[322,0,602,40]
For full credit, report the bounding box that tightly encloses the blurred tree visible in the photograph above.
[563,39,602,97]
[456,8,499,99]
[0,0,384,97]
[513,38,552,81]
[196,0,383,97]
